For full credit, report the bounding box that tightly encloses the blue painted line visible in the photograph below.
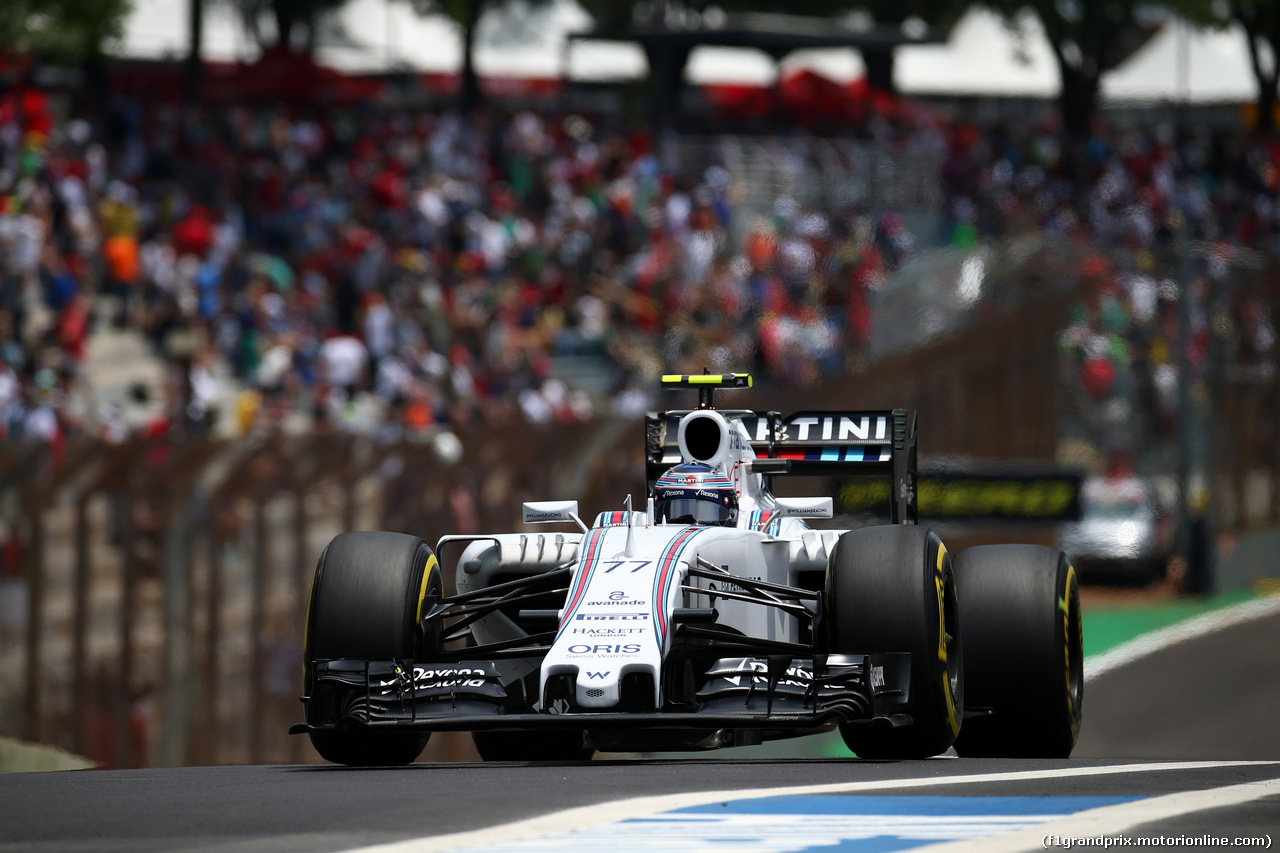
[672,794,1132,815]
[469,794,1139,853]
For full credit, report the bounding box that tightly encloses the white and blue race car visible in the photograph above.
[293,374,1083,764]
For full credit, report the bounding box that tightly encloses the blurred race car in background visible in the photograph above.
[292,373,1084,765]
[1058,476,1172,584]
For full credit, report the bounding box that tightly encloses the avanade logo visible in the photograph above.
[587,591,646,606]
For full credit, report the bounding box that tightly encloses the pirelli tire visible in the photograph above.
[952,544,1083,759]
[826,525,963,759]
[304,531,443,767]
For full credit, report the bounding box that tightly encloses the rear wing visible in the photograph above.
[645,408,919,524]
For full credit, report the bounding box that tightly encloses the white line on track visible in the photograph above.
[912,775,1280,852]
[1085,592,1280,681]
[342,761,1279,853]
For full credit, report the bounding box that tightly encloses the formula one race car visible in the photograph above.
[292,374,1083,764]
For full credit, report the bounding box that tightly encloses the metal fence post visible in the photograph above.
[116,482,136,768]
[159,493,195,767]
[249,494,269,764]
[71,496,91,756]
[22,501,45,743]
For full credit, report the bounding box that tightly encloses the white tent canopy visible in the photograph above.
[111,0,1258,105]
[317,0,460,74]
[116,0,253,62]
[1102,18,1257,104]
[896,8,1059,98]
[112,0,649,81]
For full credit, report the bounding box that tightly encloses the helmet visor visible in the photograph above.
[656,497,736,526]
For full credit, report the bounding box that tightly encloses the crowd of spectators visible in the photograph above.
[0,76,1275,462]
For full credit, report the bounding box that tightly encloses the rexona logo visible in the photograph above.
[575,613,648,622]
[567,644,642,655]
[722,659,813,689]
[708,576,762,595]
[377,666,487,691]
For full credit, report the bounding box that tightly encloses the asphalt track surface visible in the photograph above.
[1074,609,1280,760]
[2,611,1278,853]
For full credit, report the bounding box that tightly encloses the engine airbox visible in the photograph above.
[677,411,733,469]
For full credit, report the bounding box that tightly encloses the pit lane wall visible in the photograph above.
[0,737,95,773]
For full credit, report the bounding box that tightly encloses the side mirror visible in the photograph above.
[774,497,833,518]
[523,501,583,527]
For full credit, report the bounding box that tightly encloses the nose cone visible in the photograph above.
[575,666,622,708]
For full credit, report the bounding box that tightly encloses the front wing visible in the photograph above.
[290,651,914,749]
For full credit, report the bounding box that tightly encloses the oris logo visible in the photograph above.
[567,644,642,655]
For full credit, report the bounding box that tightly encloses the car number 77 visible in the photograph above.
[602,560,653,573]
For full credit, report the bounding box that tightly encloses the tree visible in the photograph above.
[1176,0,1280,134]
[831,0,967,94]
[418,0,484,113]
[411,0,552,114]
[221,0,551,112]
[991,0,1159,136]
[1225,2,1280,135]
[229,0,349,53]
[0,0,132,65]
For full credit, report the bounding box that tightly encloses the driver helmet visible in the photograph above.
[653,462,739,527]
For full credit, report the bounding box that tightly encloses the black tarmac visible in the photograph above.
[2,611,1278,853]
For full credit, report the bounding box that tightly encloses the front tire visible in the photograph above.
[952,545,1082,758]
[304,531,441,766]
[826,525,962,759]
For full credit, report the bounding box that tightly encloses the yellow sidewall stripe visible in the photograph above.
[1063,563,1081,736]
[416,553,439,625]
[935,542,960,736]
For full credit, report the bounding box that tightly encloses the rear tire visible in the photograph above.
[952,545,1082,758]
[471,730,594,762]
[304,531,441,766]
[826,525,962,759]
